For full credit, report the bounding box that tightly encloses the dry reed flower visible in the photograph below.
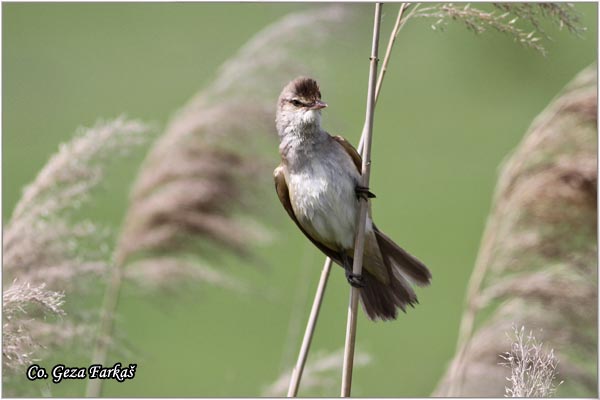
[3,117,151,373]
[263,348,371,396]
[493,3,584,37]
[500,326,562,397]
[433,65,597,397]
[2,281,65,370]
[4,117,151,288]
[410,2,583,56]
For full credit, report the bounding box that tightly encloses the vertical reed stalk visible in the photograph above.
[341,3,382,397]
[359,2,409,151]
[287,258,333,396]
[374,3,408,102]
[85,255,125,397]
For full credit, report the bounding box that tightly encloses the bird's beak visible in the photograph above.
[310,100,328,110]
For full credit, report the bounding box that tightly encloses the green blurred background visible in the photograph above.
[3,2,597,397]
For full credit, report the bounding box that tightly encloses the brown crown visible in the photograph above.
[289,77,321,101]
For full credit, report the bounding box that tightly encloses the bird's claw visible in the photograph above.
[345,272,365,288]
[355,185,376,201]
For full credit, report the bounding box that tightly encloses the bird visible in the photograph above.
[273,76,431,321]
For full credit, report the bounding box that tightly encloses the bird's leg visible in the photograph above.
[355,185,376,201]
[341,252,364,288]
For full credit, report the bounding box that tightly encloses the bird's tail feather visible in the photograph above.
[358,226,431,321]
[373,225,431,286]
[359,269,415,320]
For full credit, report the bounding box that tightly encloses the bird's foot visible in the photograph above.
[355,185,376,201]
[345,271,365,288]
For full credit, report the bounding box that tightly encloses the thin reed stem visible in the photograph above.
[287,258,333,397]
[85,257,124,397]
[374,3,408,102]
[359,2,411,151]
[341,3,382,397]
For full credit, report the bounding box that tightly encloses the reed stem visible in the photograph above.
[85,258,124,397]
[341,3,382,396]
[286,258,333,396]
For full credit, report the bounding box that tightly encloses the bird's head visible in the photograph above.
[276,77,328,137]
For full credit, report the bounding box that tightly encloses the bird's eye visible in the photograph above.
[290,99,303,107]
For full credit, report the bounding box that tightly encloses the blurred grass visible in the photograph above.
[3,2,597,397]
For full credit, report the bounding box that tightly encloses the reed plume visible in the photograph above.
[2,282,65,370]
[2,117,151,375]
[500,326,562,398]
[434,64,597,397]
[4,117,150,288]
[407,2,583,56]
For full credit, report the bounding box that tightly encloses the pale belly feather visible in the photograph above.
[287,160,359,251]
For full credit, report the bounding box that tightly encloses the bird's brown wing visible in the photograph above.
[273,164,342,264]
[332,135,362,173]
[331,134,375,218]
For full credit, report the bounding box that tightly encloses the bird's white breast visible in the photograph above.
[286,150,359,250]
